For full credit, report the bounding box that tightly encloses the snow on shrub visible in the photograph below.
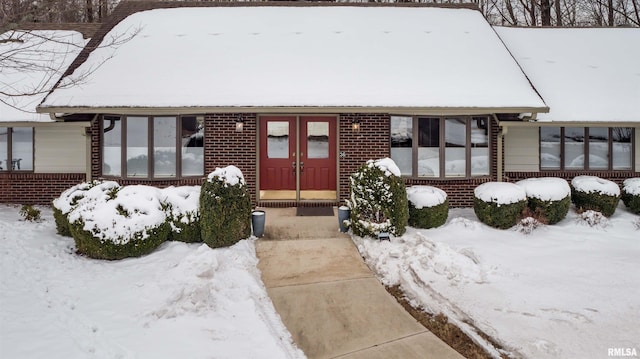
[621,178,640,215]
[52,180,119,237]
[68,185,170,260]
[515,216,545,235]
[347,158,408,237]
[571,176,620,217]
[162,186,202,243]
[516,177,571,224]
[473,182,527,229]
[576,210,609,229]
[200,166,252,249]
[406,186,448,229]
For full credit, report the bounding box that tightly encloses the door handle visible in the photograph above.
[292,161,296,173]
[300,161,304,172]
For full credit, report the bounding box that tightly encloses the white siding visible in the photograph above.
[34,126,86,173]
[505,126,539,172]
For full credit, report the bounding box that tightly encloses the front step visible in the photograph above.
[257,207,348,240]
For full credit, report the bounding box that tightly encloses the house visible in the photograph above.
[495,27,640,184]
[2,2,637,206]
[0,26,95,203]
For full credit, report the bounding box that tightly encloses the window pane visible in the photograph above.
[181,116,204,176]
[471,117,489,176]
[445,119,466,177]
[565,127,585,169]
[418,118,440,177]
[103,116,121,176]
[540,127,561,169]
[12,127,33,171]
[127,117,148,177]
[307,122,329,159]
[612,127,632,170]
[267,122,289,159]
[153,117,177,178]
[391,116,413,176]
[0,127,7,172]
[588,127,609,169]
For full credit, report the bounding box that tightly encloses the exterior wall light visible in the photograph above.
[351,117,361,132]
[236,115,245,132]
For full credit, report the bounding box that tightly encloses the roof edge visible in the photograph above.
[37,105,549,116]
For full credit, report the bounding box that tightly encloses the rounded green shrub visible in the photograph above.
[474,182,527,229]
[67,185,169,260]
[516,177,571,225]
[621,178,640,215]
[200,166,252,248]
[348,158,408,237]
[162,186,202,243]
[407,186,448,229]
[571,176,620,217]
[52,181,119,237]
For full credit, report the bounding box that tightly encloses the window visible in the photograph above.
[540,127,633,171]
[390,116,490,178]
[0,127,34,172]
[102,115,204,179]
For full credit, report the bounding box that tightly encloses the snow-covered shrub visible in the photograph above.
[52,181,119,237]
[473,182,527,229]
[406,186,448,229]
[200,166,252,249]
[68,185,170,260]
[621,178,640,215]
[19,205,41,222]
[348,158,408,237]
[516,177,571,224]
[571,176,620,217]
[576,210,609,228]
[515,216,545,235]
[162,186,201,243]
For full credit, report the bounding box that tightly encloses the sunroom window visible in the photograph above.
[540,126,633,171]
[102,115,204,179]
[0,127,34,172]
[391,116,490,178]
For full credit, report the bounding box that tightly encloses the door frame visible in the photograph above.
[257,114,339,203]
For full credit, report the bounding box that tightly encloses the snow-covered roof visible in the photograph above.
[40,6,547,113]
[495,27,640,123]
[0,30,88,123]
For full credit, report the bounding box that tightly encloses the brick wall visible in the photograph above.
[505,170,638,187]
[338,114,390,203]
[0,173,86,204]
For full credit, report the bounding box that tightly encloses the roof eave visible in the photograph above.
[36,105,550,116]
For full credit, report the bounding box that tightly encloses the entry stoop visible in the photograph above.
[258,207,349,240]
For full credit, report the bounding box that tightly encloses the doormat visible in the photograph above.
[296,206,334,217]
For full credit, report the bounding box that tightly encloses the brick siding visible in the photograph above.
[0,173,86,204]
[505,170,639,187]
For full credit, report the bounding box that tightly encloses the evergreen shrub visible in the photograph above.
[200,166,252,248]
[621,178,640,215]
[163,186,202,243]
[474,182,527,229]
[52,181,116,237]
[516,177,571,225]
[67,185,169,260]
[571,176,620,217]
[348,158,408,237]
[407,186,448,229]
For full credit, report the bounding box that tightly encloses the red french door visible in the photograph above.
[259,116,337,199]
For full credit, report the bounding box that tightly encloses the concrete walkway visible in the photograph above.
[255,208,464,359]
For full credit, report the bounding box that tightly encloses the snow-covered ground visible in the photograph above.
[355,206,640,359]
[0,205,304,359]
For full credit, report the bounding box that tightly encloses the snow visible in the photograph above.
[161,185,201,223]
[354,206,640,359]
[516,177,571,201]
[0,205,304,359]
[495,27,640,123]
[571,175,620,197]
[474,182,526,205]
[41,7,545,111]
[623,178,640,196]
[407,186,447,208]
[0,30,88,122]
[208,166,245,187]
[369,157,401,177]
